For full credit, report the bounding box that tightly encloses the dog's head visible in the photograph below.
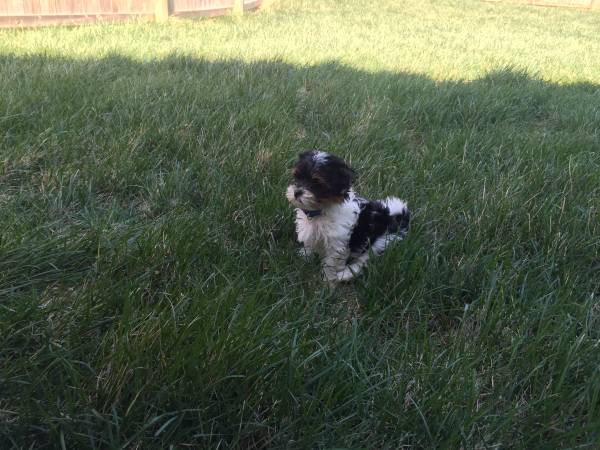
[286,151,356,211]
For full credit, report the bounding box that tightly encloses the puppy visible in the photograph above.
[286,151,410,283]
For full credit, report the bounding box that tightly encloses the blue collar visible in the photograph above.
[302,209,322,218]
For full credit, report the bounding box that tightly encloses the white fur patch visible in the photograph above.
[313,151,329,165]
[384,197,408,216]
[295,193,359,257]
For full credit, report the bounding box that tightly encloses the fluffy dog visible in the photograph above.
[286,151,410,283]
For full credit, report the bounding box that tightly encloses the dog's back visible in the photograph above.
[348,196,409,255]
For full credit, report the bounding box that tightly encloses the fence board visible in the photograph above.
[0,0,260,26]
[83,0,100,13]
[55,0,73,15]
[244,0,260,9]
[37,0,50,14]
[7,0,25,14]
[172,0,232,13]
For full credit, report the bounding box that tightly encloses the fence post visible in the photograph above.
[232,0,243,15]
[155,0,170,21]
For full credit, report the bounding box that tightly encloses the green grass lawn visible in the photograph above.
[1,0,600,447]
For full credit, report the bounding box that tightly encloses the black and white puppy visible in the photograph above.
[286,151,410,283]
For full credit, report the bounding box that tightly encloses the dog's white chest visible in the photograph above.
[295,201,359,255]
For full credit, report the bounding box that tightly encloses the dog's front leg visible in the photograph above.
[321,245,350,283]
[298,242,316,260]
[336,234,400,281]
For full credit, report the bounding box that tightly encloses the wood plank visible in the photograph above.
[243,0,260,10]
[0,12,153,26]
[37,0,51,14]
[7,0,25,15]
[173,0,235,12]
[55,0,72,15]
[67,0,77,15]
[170,0,181,12]
[171,5,228,15]
[22,0,33,13]
[136,0,151,13]
[31,0,41,13]
[84,0,101,14]
[154,0,168,18]
[98,0,111,14]
[71,0,84,15]
[51,0,62,13]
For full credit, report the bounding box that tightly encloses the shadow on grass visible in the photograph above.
[1,53,599,448]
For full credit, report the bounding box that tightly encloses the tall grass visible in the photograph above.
[1,0,600,448]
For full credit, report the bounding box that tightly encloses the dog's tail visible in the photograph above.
[384,197,410,236]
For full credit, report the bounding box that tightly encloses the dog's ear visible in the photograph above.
[297,151,315,161]
[342,164,357,186]
[292,151,314,177]
[326,155,356,196]
[337,165,356,195]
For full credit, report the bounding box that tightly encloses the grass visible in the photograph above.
[1,0,600,447]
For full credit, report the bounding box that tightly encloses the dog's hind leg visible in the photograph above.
[336,233,401,282]
[336,252,370,282]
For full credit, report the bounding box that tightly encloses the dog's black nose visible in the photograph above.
[294,189,303,199]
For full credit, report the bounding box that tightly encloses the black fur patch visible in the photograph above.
[349,198,410,253]
[292,151,356,201]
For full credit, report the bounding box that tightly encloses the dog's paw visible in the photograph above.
[321,268,340,284]
[336,267,357,282]
[321,267,356,284]
[298,247,314,261]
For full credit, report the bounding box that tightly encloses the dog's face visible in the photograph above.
[286,151,356,210]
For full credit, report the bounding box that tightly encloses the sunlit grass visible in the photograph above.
[1,0,600,448]
[2,0,600,81]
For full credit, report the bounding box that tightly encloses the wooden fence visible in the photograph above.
[0,0,261,27]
